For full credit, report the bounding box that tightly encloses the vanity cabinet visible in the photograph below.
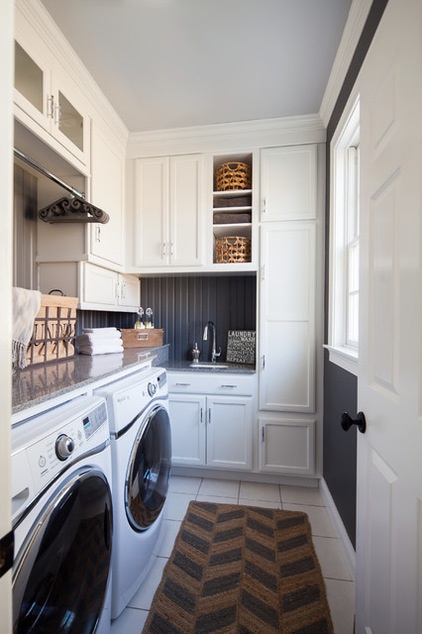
[168,372,254,471]
[14,35,90,171]
[134,154,205,270]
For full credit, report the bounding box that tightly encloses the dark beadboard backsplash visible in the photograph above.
[77,275,257,362]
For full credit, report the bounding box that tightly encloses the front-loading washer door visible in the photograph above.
[13,468,112,634]
[126,404,171,531]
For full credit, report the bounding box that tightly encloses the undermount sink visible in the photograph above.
[189,362,229,369]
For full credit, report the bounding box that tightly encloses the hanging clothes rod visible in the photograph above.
[13,148,86,199]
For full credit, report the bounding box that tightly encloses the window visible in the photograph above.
[326,97,360,375]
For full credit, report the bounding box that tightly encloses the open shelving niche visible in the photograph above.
[212,153,254,266]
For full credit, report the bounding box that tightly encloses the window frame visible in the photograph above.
[326,96,360,376]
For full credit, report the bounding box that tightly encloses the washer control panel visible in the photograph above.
[19,398,108,491]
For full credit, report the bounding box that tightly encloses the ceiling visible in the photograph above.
[39,0,352,134]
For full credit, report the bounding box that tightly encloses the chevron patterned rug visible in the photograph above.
[143,501,333,633]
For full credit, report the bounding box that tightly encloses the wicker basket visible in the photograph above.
[215,161,251,191]
[26,294,78,365]
[215,236,251,263]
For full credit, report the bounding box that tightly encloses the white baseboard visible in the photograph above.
[320,477,356,581]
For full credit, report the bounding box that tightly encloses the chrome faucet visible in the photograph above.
[203,321,221,363]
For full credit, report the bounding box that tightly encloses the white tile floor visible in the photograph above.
[111,476,355,634]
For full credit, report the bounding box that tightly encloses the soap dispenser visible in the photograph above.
[192,343,200,363]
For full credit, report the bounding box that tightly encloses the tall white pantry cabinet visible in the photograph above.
[258,144,322,476]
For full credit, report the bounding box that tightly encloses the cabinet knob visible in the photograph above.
[341,411,366,434]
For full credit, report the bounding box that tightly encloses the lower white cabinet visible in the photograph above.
[258,416,315,476]
[168,372,255,471]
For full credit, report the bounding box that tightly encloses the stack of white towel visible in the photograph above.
[76,327,123,355]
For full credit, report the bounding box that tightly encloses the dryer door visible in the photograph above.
[13,468,112,634]
[126,404,171,531]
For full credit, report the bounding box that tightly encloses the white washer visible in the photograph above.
[95,367,171,620]
[11,395,113,634]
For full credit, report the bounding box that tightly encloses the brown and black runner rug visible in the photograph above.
[143,501,333,633]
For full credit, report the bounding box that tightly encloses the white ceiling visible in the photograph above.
[40,0,352,133]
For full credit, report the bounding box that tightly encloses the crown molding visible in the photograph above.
[127,114,326,159]
[319,0,372,127]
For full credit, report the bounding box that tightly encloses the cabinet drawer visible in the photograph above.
[168,371,255,396]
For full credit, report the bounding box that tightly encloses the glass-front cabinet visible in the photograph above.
[14,39,90,169]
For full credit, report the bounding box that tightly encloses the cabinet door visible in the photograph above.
[168,394,206,466]
[81,262,118,307]
[118,274,140,309]
[259,417,315,476]
[50,75,90,166]
[14,39,49,130]
[90,123,124,267]
[206,396,252,470]
[259,222,316,412]
[135,157,169,267]
[169,154,204,267]
[260,145,317,221]
[14,39,90,169]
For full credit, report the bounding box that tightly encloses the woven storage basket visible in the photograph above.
[215,161,251,191]
[215,236,251,263]
[26,294,78,365]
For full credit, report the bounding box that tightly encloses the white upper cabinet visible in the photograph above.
[80,263,139,312]
[134,154,205,270]
[89,121,125,268]
[260,145,317,221]
[14,36,90,171]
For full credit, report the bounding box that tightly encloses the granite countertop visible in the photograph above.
[12,345,170,415]
[12,345,255,416]
[161,360,256,374]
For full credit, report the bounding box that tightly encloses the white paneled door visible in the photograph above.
[356,0,422,632]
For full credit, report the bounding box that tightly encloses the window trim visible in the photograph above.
[326,96,360,376]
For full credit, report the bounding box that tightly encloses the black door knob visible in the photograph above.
[341,411,366,433]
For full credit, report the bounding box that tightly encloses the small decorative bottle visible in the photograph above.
[134,307,145,329]
[192,342,200,363]
[145,307,154,329]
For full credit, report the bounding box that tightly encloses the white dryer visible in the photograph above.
[95,367,171,619]
[11,395,113,634]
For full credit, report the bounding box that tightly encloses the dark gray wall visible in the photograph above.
[140,275,256,362]
[323,0,389,547]
[323,351,358,545]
